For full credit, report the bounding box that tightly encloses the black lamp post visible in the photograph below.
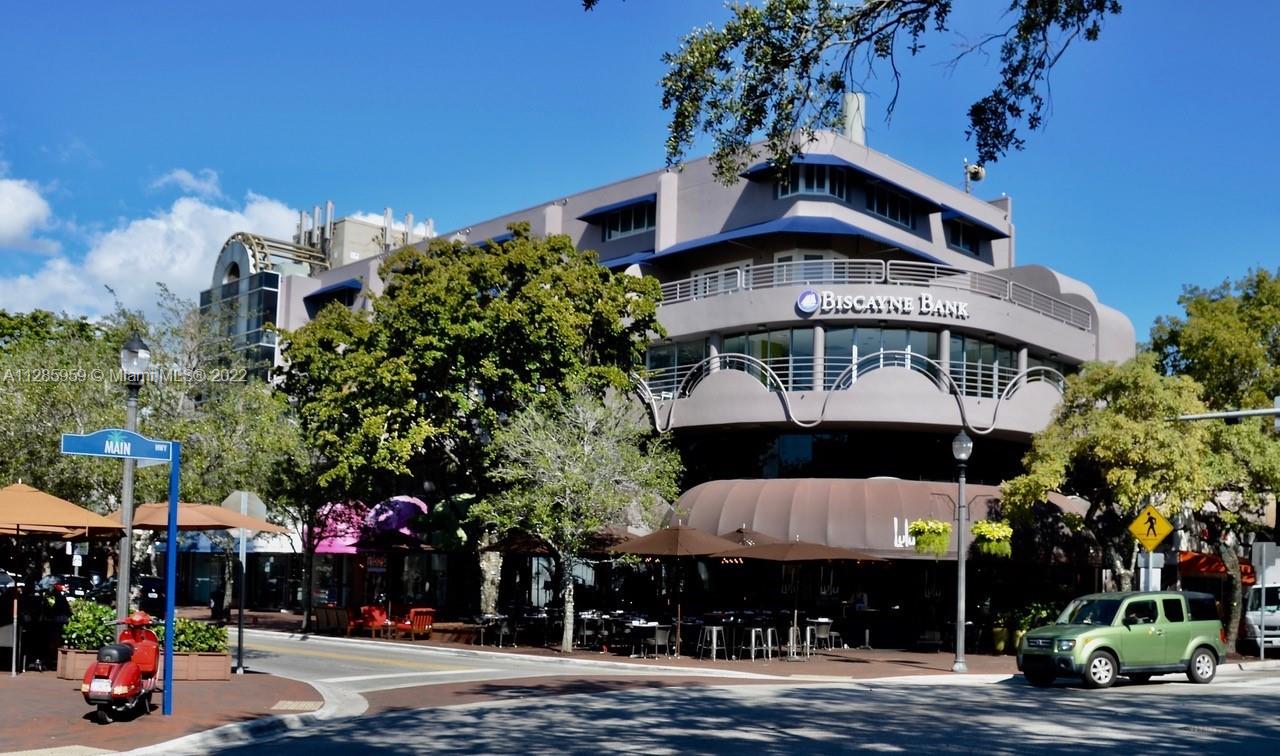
[951,429,973,674]
[115,333,151,620]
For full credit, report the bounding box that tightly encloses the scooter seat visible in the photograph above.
[97,643,133,663]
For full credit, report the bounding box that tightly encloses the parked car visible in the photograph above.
[1017,591,1228,689]
[35,574,92,601]
[1240,583,1279,656]
[88,577,167,618]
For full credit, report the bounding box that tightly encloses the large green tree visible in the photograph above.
[469,389,682,652]
[588,0,1122,182]
[1151,268,1280,645]
[1002,355,1213,591]
[276,224,665,613]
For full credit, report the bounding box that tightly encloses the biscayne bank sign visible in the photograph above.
[797,289,970,319]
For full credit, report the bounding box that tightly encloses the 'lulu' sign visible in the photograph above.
[797,288,970,319]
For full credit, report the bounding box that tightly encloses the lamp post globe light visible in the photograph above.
[951,429,973,674]
[114,333,150,621]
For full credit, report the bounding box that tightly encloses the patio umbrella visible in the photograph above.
[720,527,785,547]
[103,502,288,533]
[712,536,883,659]
[0,484,118,530]
[610,525,741,656]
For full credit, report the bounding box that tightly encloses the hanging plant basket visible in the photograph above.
[971,520,1013,559]
[908,519,951,558]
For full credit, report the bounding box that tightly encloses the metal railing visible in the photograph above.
[640,351,1065,400]
[657,259,1093,332]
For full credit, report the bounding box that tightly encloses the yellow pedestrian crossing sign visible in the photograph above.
[1129,505,1174,552]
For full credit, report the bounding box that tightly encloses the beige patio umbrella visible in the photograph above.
[103,502,287,533]
[0,484,118,530]
[610,525,742,656]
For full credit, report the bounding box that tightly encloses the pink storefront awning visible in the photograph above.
[310,496,430,554]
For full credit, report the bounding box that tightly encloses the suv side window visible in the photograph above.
[1124,600,1158,625]
[1188,597,1219,622]
[1161,598,1185,622]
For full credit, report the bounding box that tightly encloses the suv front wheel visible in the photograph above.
[1082,650,1117,689]
[1187,647,1217,684]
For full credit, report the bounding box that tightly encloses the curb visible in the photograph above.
[239,628,785,680]
[1218,659,1280,676]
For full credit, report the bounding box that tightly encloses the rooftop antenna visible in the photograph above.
[963,158,986,194]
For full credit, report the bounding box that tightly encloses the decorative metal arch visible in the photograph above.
[633,350,1065,435]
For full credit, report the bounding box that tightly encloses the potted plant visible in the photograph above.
[990,609,1015,654]
[57,600,116,679]
[908,519,952,558]
[153,618,231,680]
[970,519,1013,558]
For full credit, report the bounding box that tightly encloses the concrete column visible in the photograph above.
[543,203,563,237]
[939,328,952,377]
[1017,346,1028,374]
[708,333,722,372]
[812,325,825,390]
[657,170,679,252]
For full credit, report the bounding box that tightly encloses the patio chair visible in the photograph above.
[643,625,672,658]
[361,606,389,638]
[812,621,840,651]
[341,607,362,637]
[395,607,435,641]
[313,606,332,634]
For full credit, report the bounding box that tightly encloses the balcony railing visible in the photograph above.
[640,350,1064,401]
[658,259,1093,332]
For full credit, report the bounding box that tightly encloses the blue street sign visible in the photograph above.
[60,428,172,462]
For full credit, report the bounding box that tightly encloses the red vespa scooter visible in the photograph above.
[80,610,159,724]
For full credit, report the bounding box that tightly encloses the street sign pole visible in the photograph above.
[162,442,180,717]
[238,491,247,675]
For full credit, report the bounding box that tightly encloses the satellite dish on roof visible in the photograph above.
[963,159,985,193]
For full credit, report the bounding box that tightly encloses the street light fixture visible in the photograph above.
[114,332,151,620]
[951,429,973,674]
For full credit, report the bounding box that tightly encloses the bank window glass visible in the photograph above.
[776,165,849,201]
[824,328,854,388]
[603,203,656,242]
[865,184,913,228]
[946,219,980,255]
[855,327,882,361]
[1162,598,1185,623]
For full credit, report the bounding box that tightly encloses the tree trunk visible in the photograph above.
[301,544,315,633]
[477,528,503,616]
[559,556,575,654]
[1219,541,1243,648]
[1108,547,1133,592]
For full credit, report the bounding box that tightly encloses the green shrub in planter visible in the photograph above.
[62,600,116,650]
[908,519,951,558]
[152,618,229,653]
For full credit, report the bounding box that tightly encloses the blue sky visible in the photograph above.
[1,1,1277,342]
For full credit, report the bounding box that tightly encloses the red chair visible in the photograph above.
[342,607,363,637]
[395,608,435,641]
[361,606,389,638]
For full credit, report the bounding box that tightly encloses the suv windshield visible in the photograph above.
[1057,598,1121,626]
[1248,587,1280,612]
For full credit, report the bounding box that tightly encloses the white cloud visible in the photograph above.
[0,192,297,317]
[349,211,434,238]
[0,177,59,253]
[149,168,223,200]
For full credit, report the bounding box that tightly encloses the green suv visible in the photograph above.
[1017,591,1228,689]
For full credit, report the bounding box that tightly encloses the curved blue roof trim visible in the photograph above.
[652,216,946,265]
[304,277,363,300]
[577,193,657,223]
[940,204,1010,238]
[601,249,655,269]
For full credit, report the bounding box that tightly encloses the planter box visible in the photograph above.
[57,648,98,680]
[57,648,231,681]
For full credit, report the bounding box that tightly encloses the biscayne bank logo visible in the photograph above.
[796,288,821,315]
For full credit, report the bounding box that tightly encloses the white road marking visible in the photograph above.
[320,669,498,683]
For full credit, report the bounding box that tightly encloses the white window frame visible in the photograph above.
[691,259,752,297]
[776,165,848,201]
[773,250,843,284]
[945,219,980,255]
[865,184,914,228]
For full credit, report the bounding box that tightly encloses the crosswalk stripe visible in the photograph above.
[320,669,497,683]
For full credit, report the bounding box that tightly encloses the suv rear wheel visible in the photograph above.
[1187,646,1217,684]
[1082,650,1117,689]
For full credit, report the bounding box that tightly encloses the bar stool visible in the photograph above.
[697,625,726,660]
[738,627,771,661]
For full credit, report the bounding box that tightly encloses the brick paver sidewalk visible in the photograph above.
[0,670,320,754]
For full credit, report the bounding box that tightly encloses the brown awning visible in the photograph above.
[677,478,1085,561]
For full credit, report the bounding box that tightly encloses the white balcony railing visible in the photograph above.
[658,259,1093,332]
[641,350,1065,401]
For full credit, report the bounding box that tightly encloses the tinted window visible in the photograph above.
[1124,600,1158,625]
[1161,598,1185,622]
[1058,598,1121,625]
[1188,596,1219,622]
